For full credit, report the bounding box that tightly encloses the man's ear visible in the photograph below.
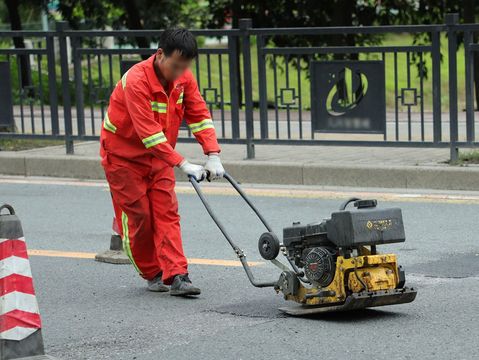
[156,48,164,61]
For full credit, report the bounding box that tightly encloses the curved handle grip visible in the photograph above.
[187,170,210,184]
[339,197,361,211]
[0,204,15,215]
[188,174,199,183]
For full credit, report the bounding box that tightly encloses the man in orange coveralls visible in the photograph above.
[100,29,225,296]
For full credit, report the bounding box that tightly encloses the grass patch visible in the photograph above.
[447,149,479,165]
[459,150,479,164]
[0,138,63,151]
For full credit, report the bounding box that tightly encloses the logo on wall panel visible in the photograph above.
[310,60,386,134]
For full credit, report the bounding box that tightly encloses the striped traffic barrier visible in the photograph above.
[0,204,56,360]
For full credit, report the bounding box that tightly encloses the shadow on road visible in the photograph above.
[299,308,410,322]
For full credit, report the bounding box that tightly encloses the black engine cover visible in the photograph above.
[281,200,405,274]
[326,207,405,247]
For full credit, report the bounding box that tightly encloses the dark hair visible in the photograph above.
[158,28,198,59]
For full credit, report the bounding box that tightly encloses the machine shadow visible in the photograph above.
[294,308,410,322]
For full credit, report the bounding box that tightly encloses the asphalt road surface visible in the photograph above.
[1,176,479,360]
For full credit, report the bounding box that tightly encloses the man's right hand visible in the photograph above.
[178,160,207,181]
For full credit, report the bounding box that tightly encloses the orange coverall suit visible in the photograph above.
[100,55,221,284]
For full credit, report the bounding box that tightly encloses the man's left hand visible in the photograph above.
[204,153,225,181]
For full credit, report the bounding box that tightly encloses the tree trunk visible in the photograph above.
[330,0,356,58]
[122,0,150,60]
[330,0,356,103]
[4,0,32,93]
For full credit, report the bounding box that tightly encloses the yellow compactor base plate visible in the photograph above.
[278,287,417,316]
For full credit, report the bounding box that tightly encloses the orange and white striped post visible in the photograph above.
[0,204,56,360]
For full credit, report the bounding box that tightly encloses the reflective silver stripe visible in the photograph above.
[121,70,129,89]
[142,132,167,148]
[176,92,184,104]
[188,119,215,134]
[151,101,167,113]
[122,211,142,274]
[103,113,116,133]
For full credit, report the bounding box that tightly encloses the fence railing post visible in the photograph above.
[227,35,240,139]
[72,36,85,137]
[56,21,74,154]
[257,35,269,139]
[45,35,59,136]
[239,18,255,159]
[431,30,442,143]
[446,13,459,162]
[464,30,475,144]
[0,62,14,132]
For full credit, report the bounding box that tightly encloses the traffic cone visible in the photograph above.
[94,216,130,264]
[0,204,56,360]
[95,195,129,264]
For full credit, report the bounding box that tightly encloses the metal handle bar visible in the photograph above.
[189,173,277,288]
[223,173,307,280]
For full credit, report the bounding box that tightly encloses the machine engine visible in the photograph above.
[281,198,405,286]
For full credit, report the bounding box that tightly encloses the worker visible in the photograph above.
[100,28,224,296]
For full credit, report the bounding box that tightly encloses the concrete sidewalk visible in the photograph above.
[1,141,479,190]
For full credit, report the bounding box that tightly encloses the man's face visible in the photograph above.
[155,49,193,82]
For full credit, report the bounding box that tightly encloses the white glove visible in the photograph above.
[178,160,207,181]
[204,153,225,181]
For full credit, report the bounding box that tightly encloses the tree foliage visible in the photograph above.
[205,0,477,48]
[56,0,208,30]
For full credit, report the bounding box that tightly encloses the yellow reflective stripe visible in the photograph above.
[142,132,167,148]
[151,101,167,108]
[189,119,215,134]
[103,113,116,133]
[121,211,142,274]
[121,70,129,89]
[151,101,167,113]
[176,92,184,104]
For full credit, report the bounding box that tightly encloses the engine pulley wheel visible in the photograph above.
[304,247,336,287]
[258,232,280,260]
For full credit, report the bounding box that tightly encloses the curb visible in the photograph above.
[1,153,479,191]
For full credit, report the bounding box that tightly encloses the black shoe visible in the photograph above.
[170,274,201,296]
[147,273,169,292]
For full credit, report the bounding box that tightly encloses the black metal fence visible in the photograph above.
[0,14,477,160]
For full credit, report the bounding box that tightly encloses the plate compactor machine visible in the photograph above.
[190,173,417,316]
